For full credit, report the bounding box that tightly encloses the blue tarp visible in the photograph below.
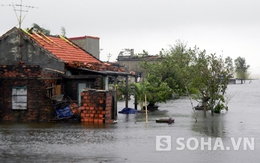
[55,105,72,119]
[118,108,138,114]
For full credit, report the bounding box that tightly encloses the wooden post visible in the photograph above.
[125,75,128,108]
[203,101,207,117]
[134,74,138,110]
[145,94,148,124]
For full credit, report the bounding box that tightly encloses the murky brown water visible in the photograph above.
[1,80,260,163]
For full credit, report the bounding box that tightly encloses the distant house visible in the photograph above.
[117,49,159,79]
[0,27,127,122]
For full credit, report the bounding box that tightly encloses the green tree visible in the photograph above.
[190,52,232,116]
[139,42,233,117]
[32,23,51,35]
[130,81,149,109]
[234,56,250,82]
[145,75,172,106]
[140,41,190,96]
[130,75,172,108]
[225,56,234,77]
[116,80,129,101]
[61,26,66,37]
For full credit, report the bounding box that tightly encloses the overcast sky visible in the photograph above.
[1,0,260,77]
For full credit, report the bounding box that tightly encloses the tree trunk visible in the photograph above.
[203,101,206,117]
[211,107,214,116]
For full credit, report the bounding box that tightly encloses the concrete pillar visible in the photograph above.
[104,76,109,90]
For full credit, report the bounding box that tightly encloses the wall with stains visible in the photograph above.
[0,28,65,72]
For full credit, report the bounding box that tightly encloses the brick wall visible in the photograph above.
[0,65,61,122]
[80,89,114,124]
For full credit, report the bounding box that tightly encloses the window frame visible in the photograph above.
[12,86,28,110]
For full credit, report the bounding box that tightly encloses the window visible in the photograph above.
[46,82,61,98]
[46,83,56,98]
[12,87,27,110]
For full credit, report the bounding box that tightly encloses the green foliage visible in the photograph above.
[130,81,147,102]
[131,75,172,106]
[32,23,51,35]
[234,56,250,80]
[116,81,131,101]
[140,41,191,96]
[129,81,148,108]
[225,56,234,77]
[140,50,149,57]
[61,26,66,37]
[139,41,234,115]
[214,103,228,113]
[189,51,233,114]
[145,75,173,105]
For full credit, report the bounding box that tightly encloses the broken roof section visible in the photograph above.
[21,28,101,64]
[18,27,124,72]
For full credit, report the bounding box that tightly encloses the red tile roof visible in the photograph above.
[6,28,126,72]
[22,29,101,64]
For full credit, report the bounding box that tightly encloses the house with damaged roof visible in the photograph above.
[0,27,131,122]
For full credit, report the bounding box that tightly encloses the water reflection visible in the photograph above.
[191,112,227,138]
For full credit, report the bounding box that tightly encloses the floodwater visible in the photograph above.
[1,80,260,163]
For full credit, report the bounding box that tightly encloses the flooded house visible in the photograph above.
[0,27,129,123]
